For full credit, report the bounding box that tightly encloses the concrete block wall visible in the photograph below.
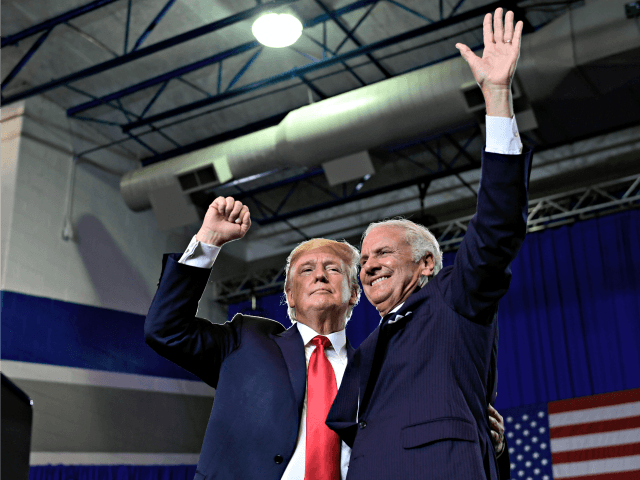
[1,96,221,466]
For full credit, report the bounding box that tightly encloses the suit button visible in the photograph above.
[359,420,367,429]
[274,455,283,464]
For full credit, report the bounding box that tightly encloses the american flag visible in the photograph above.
[505,388,640,479]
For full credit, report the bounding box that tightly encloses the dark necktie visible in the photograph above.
[305,335,340,480]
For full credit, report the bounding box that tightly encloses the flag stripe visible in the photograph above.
[549,389,640,414]
[549,402,640,428]
[551,416,640,438]
[552,442,640,464]
[556,469,640,480]
[550,427,640,452]
[552,454,640,478]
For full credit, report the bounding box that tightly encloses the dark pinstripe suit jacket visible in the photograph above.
[327,148,533,480]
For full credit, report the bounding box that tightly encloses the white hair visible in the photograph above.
[283,238,362,324]
[362,218,443,287]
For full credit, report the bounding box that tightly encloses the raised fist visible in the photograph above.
[196,196,251,247]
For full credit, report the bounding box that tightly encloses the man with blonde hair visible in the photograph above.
[146,195,360,480]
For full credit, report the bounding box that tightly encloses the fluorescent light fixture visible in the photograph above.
[252,13,303,48]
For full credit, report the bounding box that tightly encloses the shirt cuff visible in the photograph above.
[485,115,523,155]
[178,235,221,269]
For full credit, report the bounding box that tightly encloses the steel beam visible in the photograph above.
[1,29,52,91]
[1,0,120,48]
[66,0,380,117]
[140,111,290,165]
[1,0,297,104]
[315,0,391,78]
[67,41,260,115]
[121,0,510,132]
[251,162,480,225]
[130,0,178,52]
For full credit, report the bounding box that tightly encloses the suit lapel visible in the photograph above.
[274,324,307,419]
[356,290,426,413]
[358,324,381,413]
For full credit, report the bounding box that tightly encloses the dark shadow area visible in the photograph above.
[76,214,152,314]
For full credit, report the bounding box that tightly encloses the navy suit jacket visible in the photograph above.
[327,149,533,480]
[145,257,355,480]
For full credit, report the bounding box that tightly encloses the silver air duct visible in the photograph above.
[121,0,640,217]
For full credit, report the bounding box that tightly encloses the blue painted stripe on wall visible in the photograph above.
[1,291,199,381]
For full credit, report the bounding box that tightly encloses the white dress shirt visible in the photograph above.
[281,322,351,480]
[176,115,521,477]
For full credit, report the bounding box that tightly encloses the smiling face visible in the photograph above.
[360,226,434,316]
[285,245,357,332]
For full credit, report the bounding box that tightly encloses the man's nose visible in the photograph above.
[363,258,379,275]
[314,268,328,281]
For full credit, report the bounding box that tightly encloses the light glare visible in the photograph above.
[252,13,302,48]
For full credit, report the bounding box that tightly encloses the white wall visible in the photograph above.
[1,96,194,314]
[1,96,220,463]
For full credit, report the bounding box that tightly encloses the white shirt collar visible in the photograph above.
[379,302,405,323]
[296,322,347,357]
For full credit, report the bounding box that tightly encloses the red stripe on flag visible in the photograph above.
[551,416,640,438]
[549,389,640,414]
[556,469,640,480]
[552,442,640,464]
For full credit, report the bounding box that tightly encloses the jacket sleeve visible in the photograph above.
[498,438,512,479]
[144,253,241,388]
[445,148,533,323]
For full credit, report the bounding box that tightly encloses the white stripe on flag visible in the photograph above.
[552,454,640,478]
[550,427,640,452]
[549,402,640,427]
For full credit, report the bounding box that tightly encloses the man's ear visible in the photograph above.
[420,253,435,277]
[349,285,358,306]
[285,287,295,309]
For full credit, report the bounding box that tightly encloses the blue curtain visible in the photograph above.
[29,465,196,480]
[229,209,640,409]
[495,208,640,409]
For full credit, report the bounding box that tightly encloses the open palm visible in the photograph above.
[456,9,523,91]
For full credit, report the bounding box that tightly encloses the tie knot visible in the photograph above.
[311,335,331,350]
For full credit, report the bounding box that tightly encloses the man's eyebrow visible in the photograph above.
[297,259,316,268]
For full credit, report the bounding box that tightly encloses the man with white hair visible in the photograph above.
[327,8,530,480]
[145,195,507,480]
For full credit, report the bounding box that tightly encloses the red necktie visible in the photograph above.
[305,336,341,480]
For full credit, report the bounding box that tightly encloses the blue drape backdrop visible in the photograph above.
[230,209,640,410]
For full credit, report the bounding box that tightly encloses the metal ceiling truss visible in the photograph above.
[210,173,640,303]
[2,0,529,164]
[201,124,483,229]
[116,0,514,133]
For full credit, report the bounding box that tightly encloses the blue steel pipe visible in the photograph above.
[1,0,120,48]
[122,0,508,132]
[1,29,52,91]
[0,0,298,105]
[67,41,260,115]
[130,0,178,52]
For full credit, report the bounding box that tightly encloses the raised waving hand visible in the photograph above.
[456,8,524,117]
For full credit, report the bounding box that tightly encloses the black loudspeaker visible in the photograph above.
[1,373,33,480]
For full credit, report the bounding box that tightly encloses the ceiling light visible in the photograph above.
[252,13,302,48]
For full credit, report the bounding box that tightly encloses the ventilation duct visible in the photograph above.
[121,0,640,215]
